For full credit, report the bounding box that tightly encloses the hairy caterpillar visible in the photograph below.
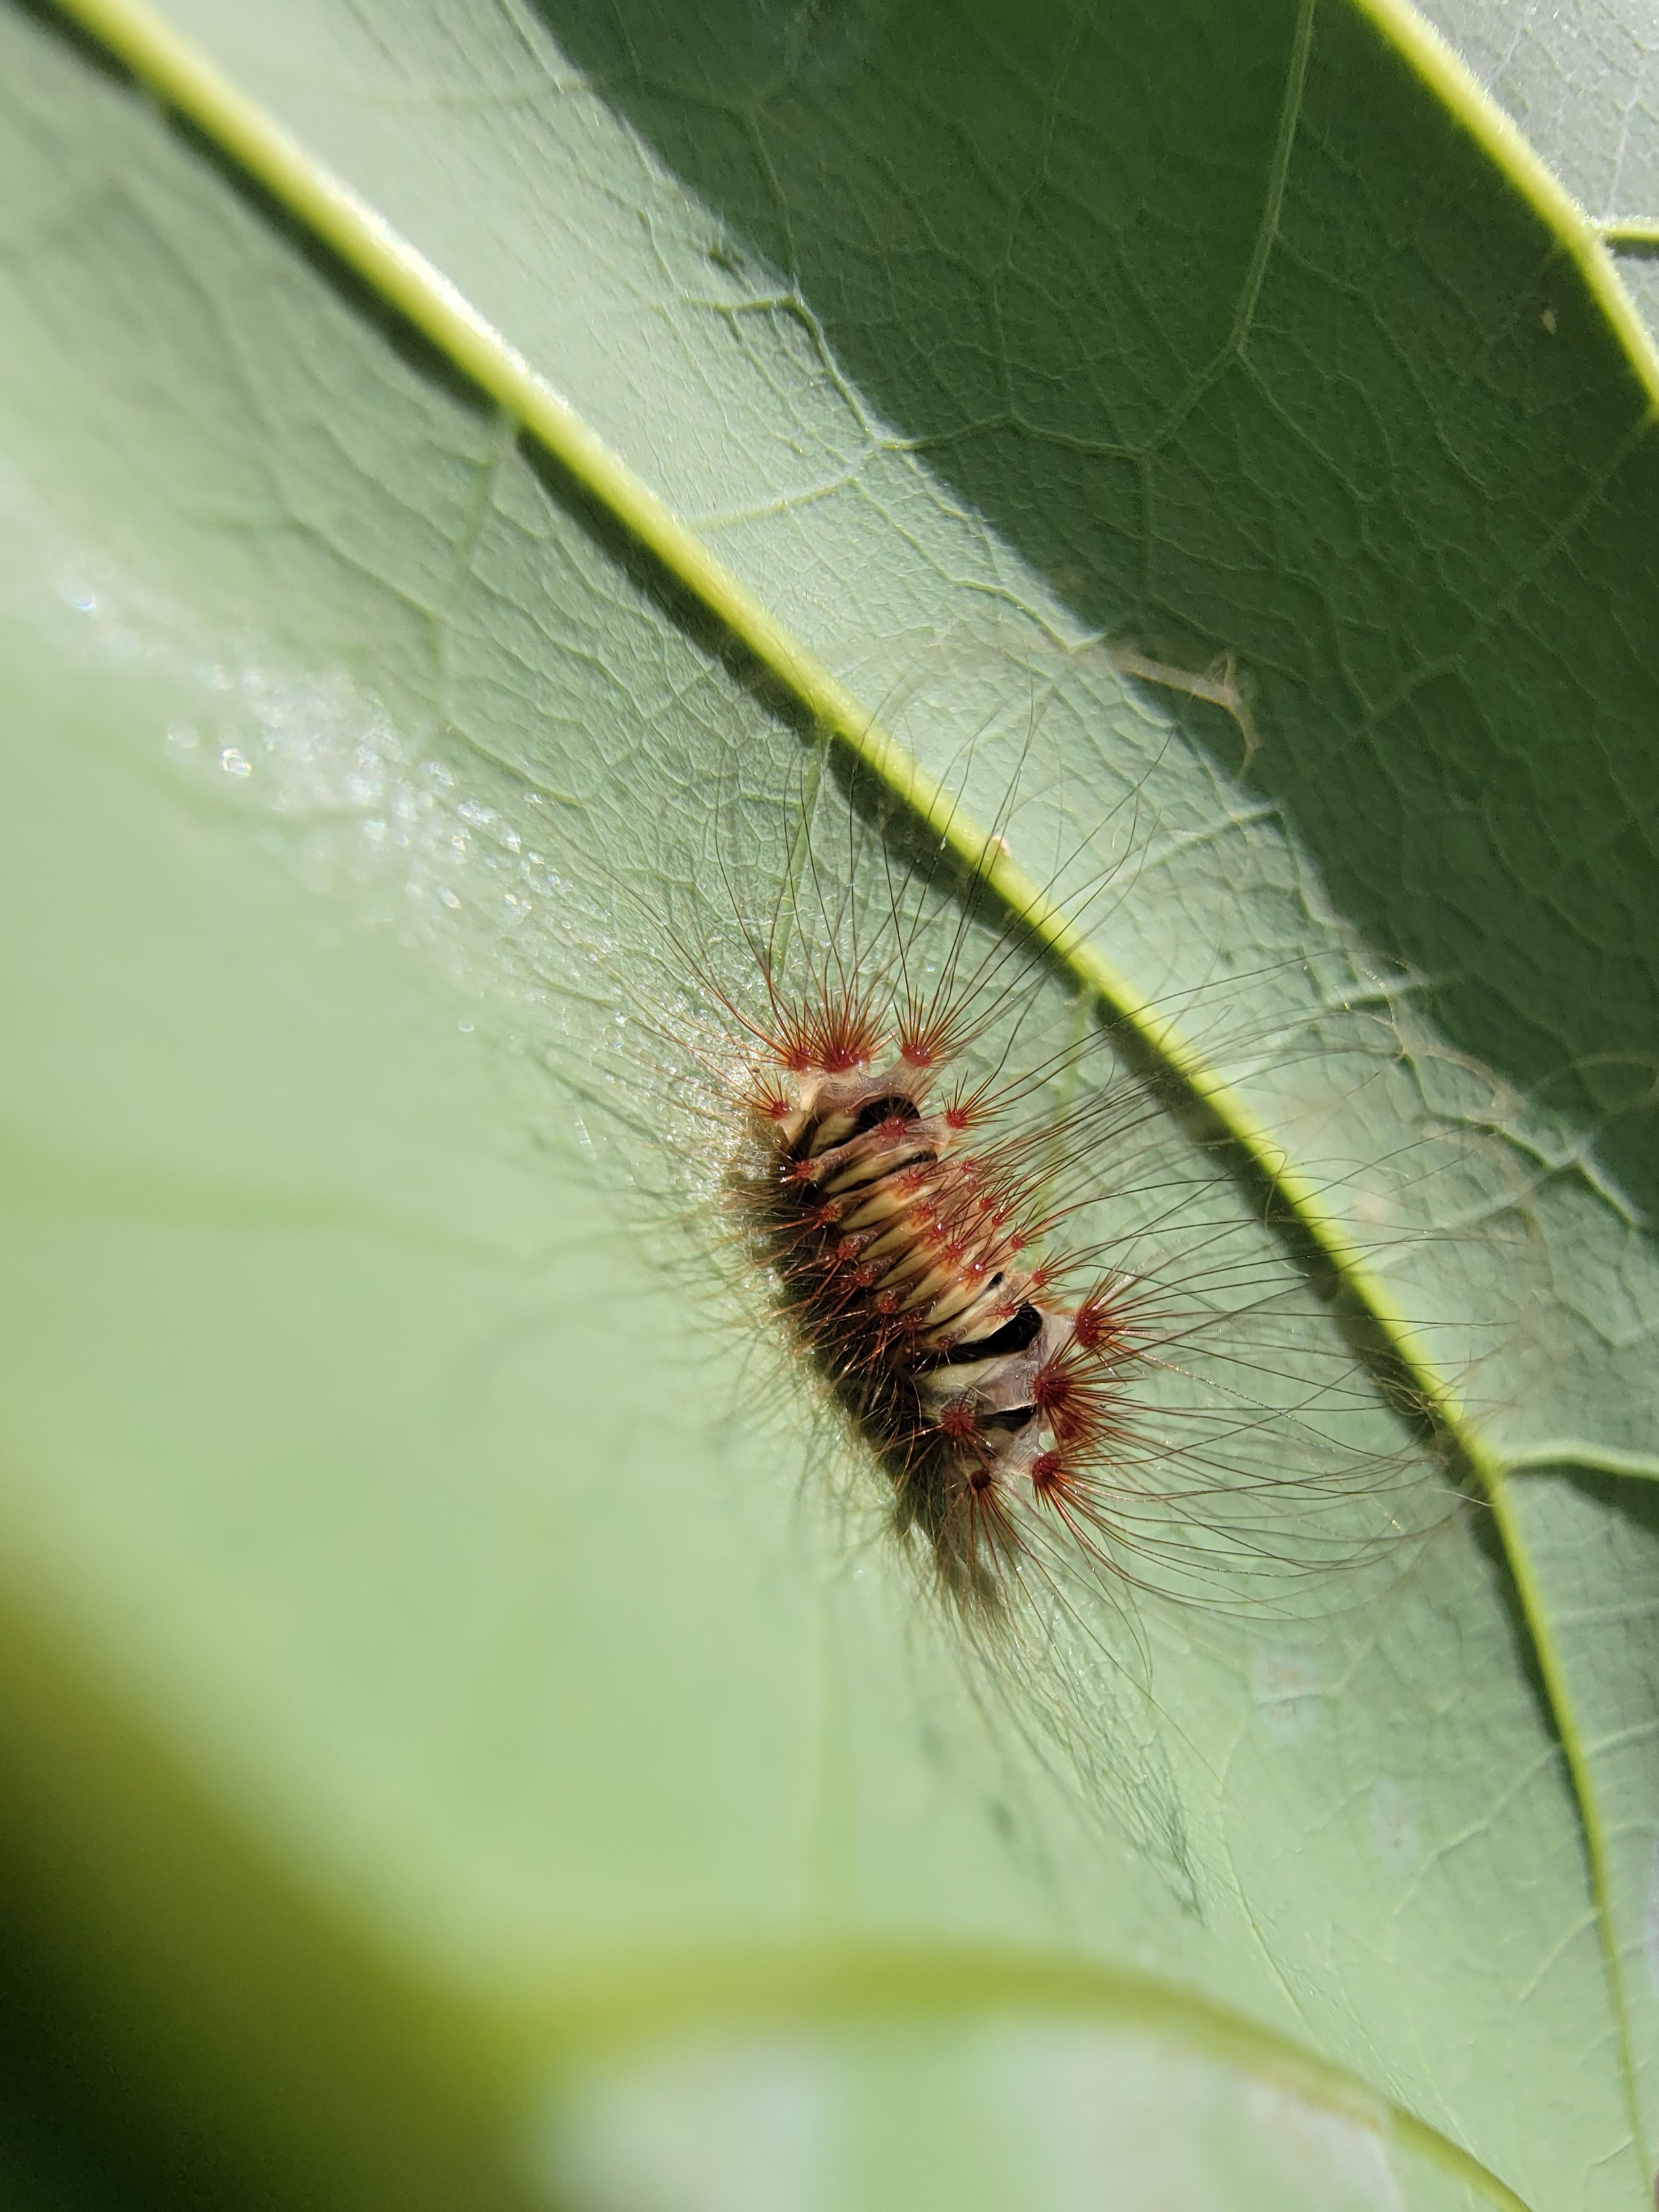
[625,689,1467,1652]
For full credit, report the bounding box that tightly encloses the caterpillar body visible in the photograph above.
[737,957,1197,1613]
[654,717,1458,1644]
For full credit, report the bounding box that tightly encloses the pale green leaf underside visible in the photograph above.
[1408,0,1659,345]
[1,1,1656,2208]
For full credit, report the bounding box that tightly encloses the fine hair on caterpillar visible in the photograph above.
[621,679,1471,1649]
[117,541,1520,1885]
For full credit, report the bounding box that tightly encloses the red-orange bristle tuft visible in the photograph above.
[938,1398,981,1443]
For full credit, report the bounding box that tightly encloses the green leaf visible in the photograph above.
[1412,0,1659,333]
[0,1,1654,2207]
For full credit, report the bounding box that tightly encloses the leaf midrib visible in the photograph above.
[45,0,1653,2184]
